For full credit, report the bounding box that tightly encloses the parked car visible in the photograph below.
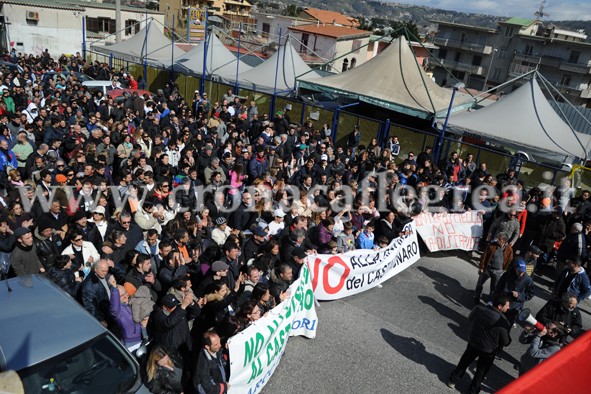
[0,275,149,393]
[107,88,154,104]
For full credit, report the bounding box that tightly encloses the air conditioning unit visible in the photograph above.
[26,11,39,21]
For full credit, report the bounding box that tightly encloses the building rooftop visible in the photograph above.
[370,35,437,49]
[0,0,162,14]
[300,7,359,28]
[502,17,536,27]
[430,20,497,33]
[288,24,371,39]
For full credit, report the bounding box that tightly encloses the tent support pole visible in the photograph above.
[300,103,306,125]
[381,118,391,147]
[170,15,175,83]
[332,102,360,143]
[270,28,283,119]
[435,86,460,164]
[200,9,208,94]
[234,23,242,95]
[82,16,87,59]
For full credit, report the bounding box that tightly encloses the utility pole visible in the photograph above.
[115,0,122,43]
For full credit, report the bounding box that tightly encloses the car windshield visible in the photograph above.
[17,334,139,393]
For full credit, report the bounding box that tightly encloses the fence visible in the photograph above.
[87,54,571,190]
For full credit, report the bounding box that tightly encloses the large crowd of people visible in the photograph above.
[0,49,588,393]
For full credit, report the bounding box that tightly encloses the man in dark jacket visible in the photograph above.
[447,294,511,393]
[149,293,193,363]
[474,233,513,304]
[80,259,112,327]
[229,192,254,232]
[193,330,228,394]
[269,263,293,304]
[536,292,583,341]
[493,259,535,325]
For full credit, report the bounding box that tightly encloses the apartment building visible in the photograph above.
[431,17,591,106]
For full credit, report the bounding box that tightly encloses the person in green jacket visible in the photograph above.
[2,91,15,113]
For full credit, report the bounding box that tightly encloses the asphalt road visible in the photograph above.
[262,251,591,394]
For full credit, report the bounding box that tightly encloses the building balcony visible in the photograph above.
[555,82,587,93]
[433,37,493,54]
[513,51,562,68]
[432,57,486,75]
[559,60,591,74]
[508,62,537,77]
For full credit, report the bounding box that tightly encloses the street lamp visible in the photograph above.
[483,48,498,91]
[434,82,465,164]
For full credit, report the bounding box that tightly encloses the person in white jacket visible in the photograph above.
[62,231,100,275]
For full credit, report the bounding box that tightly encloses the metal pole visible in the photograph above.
[435,88,457,164]
[109,53,113,69]
[143,12,149,88]
[115,0,122,43]
[300,103,306,125]
[271,28,283,118]
[82,15,86,59]
[200,9,208,94]
[331,109,340,143]
[171,15,175,82]
[382,118,391,147]
[483,48,498,90]
[234,23,242,95]
[186,7,191,42]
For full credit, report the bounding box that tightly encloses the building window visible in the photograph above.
[568,50,581,64]
[86,17,115,34]
[524,45,534,56]
[454,52,461,62]
[125,20,139,35]
[342,58,349,73]
[472,55,482,66]
[492,68,502,81]
[300,33,309,54]
[352,40,361,53]
[498,47,508,59]
[262,23,270,37]
[438,48,448,60]
[504,26,514,37]
[350,58,357,68]
[561,74,572,87]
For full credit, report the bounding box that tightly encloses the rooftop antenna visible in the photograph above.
[534,0,550,20]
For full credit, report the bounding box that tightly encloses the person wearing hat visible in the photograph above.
[493,258,535,325]
[88,205,108,242]
[194,260,232,299]
[11,227,44,276]
[71,209,103,247]
[33,216,63,270]
[519,244,543,276]
[211,216,231,246]
[242,226,268,264]
[149,291,194,365]
[287,246,308,279]
[268,208,286,237]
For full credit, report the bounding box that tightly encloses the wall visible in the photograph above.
[3,4,82,55]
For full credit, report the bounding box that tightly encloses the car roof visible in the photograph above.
[82,80,113,87]
[0,275,106,371]
[107,89,153,98]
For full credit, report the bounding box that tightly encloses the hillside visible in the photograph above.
[254,0,591,39]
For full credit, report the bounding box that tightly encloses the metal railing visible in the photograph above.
[433,37,493,54]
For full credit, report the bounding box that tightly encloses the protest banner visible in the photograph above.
[227,263,318,394]
[414,212,483,252]
[308,222,420,301]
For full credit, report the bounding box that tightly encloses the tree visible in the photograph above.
[390,21,421,41]
[282,4,303,17]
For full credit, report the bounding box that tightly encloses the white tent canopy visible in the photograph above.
[173,32,252,77]
[298,36,474,119]
[227,38,323,94]
[448,77,591,160]
[91,21,178,68]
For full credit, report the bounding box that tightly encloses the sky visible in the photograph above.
[389,0,591,21]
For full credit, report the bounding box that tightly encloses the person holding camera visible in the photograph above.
[536,292,583,342]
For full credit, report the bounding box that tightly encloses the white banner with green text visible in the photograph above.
[227,263,317,394]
